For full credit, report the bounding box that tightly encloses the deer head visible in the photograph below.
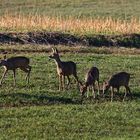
[102,81,109,94]
[49,48,60,60]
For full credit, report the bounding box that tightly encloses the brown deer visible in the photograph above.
[0,55,31,86]
[103,72,132,102]
[80,66,100,99]
[49,48,80,91]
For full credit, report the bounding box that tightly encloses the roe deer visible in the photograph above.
[49,48,80,91]
[80,66,100,99]
[0,55,31,86]
[103,72,132,102]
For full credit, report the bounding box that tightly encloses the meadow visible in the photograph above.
[0,45,140,139]
[1,0,140,19]
[0,0,140,34]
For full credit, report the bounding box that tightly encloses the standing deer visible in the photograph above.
[0,55,31,86]
[49,48,80,91]
[103,72,132,102]
[80,66,100,99]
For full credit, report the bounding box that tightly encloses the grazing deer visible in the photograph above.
[49,48,80,91]
[0,55,31,86]
[103,72,132,102]
[80,66,100,99]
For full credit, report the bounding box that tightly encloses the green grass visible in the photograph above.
[0,103,139,139]
[1,0,140,19]
[0,45,140,139]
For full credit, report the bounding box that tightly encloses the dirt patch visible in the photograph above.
[0,32,140,47]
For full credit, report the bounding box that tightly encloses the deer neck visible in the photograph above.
[54,57,62,68]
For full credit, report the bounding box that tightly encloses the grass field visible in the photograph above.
[0,45,140,139]
[1,0,140,19]
[1,0,140,34]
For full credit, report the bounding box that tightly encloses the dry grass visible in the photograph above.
[0,14,140,34]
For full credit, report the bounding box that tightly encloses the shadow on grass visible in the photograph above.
[82,90,140,103]
[131,92,140,99]
[0,92,81,107]
[0,90,139,107]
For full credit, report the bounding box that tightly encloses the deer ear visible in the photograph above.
[54,48,58,54]
[52,48,55,53]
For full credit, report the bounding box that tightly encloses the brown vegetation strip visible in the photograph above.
[0,32,140,47]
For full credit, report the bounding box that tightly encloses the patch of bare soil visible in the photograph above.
[0,32,140,47]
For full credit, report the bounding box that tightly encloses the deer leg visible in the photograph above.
[13,69,16,86]
[88,86,92,92]
[0,69,8,85]
[123,86,129,101]
[127,86,132,99]
[117,87,120,99]
[124,86,132,100]
[66,76,70,89]
[123,86,128,102]
[26,65,31,84]
[97,79,100,96]
[117,87,120,94]
[20,67,30,84]
[59,75,62,91]
[62,75,65,90]
[110,87,114,102]
[86,86,90,98]
[92,84,96,99]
